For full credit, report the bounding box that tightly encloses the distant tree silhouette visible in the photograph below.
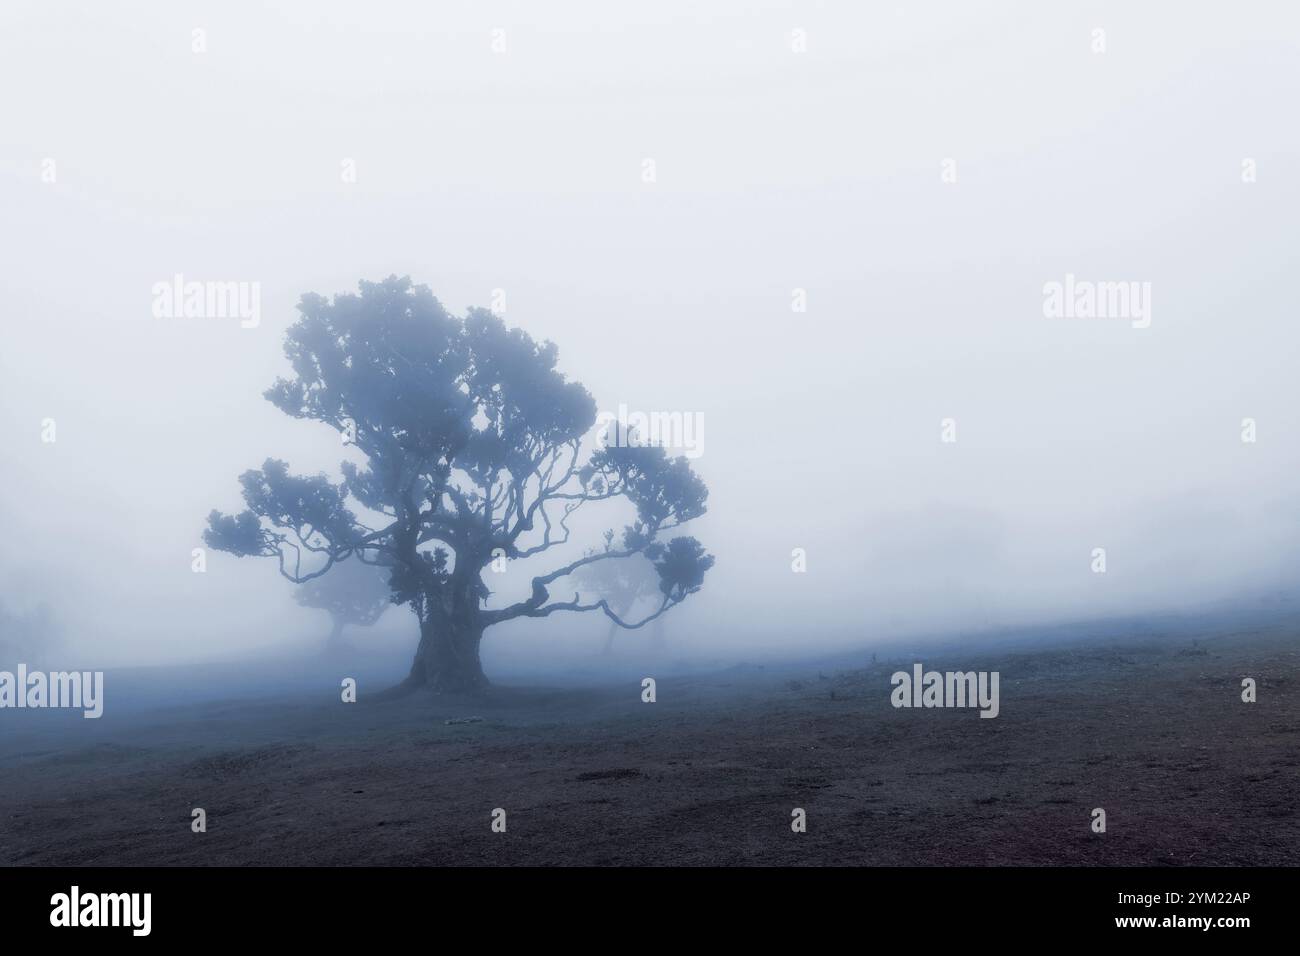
[0,600,62,668]
[572,533,667,653]
[294,558,392,652]
[205,276,713,693]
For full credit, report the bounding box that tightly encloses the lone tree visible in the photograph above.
[205,276,713,693]
[294,558,393,652]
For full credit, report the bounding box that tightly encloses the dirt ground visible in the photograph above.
[1,624,1296,866]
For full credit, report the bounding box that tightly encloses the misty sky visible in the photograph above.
[2,1,1298,669]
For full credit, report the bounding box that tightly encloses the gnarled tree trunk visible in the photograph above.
[405,616,487,694]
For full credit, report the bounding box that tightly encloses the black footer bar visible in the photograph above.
[0,866,1281,941]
